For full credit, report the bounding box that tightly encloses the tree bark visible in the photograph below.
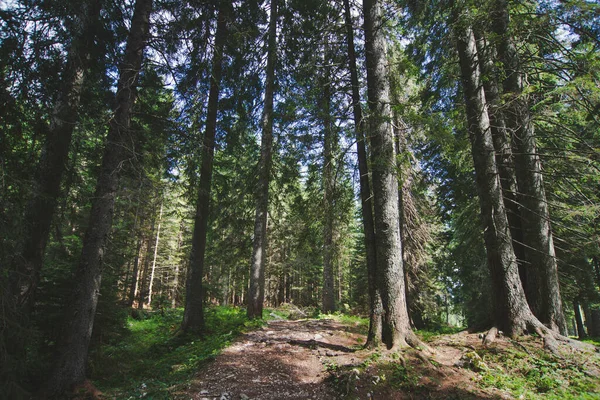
[138,218,155,309]
[11,0,101,314]
[44,0,153,395]
[147,201,163,307]
[321,36,336,314]
[248,0,278,319]
[491,0,567,335]
[171,220,184,308]
[344,0,382,345]
[473,31,537,309]
[455,20,558,343]
[363,0,417,349]
[574,298,586,339]
[182,2,229,331]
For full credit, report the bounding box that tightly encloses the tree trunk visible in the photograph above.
[147,201,163,307]
[11,0,101,314]
[127,234,144,308]
[182,2,228,332]
[43,0,153,395]
[321,37,336,314]
[138,220,155,309]
[248,0,278,319]
[574,298,586,339]
[473,32,536,310]
[344,0,382,346]
[455,20,556,341]
[363,0,416,349]
[491,0,566,335]
[171,221,184,308]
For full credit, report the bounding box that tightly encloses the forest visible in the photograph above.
[1,0,599,398]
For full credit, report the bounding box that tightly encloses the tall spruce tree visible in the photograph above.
[363,0,420,349]
[182,1,230,332]
[44,0,154,394]
[490,0,567,335]
[248,0,278,319]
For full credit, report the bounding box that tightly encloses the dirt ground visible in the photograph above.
[171,319,508,400]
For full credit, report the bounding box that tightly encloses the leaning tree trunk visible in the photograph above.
[455,20,562,350]
[248,0,278,319]
[363,0,419,350]
[182,2,229,331]
[491,0,567,335]
[344,0,381,346]
[43,0,153,395]
[11,0,101,315]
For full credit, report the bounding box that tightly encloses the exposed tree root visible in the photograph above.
[404,331,434,355]
[482,326,498,347]
[483,319,595,357]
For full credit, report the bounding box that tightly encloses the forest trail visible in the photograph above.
[173,318,359,399]
[170,318,496,400]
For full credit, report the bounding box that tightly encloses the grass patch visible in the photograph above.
[581,337,600,347]
[415,325,465,342]
[476,346,600,399]
[323,313,369,333]
[89,306,264,399]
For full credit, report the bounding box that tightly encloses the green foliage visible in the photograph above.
[415,326,465,342]
[476,347,600,399]
[89,306,264,398]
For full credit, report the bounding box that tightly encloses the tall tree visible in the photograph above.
[44,0,154,394]
[10,0,101,314]
[490,0,567,335]
[248,0,278,319]
[321,35,336,314]
[454,13,564,348]
[182,1,229,331]
[343,0,382,346]
[473,32,527,295]
[363,0,419,349]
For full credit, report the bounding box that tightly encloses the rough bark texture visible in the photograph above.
[474,32,535,305]
[343,0,382,346]
[456,21,557,344]
[183,2,228,331]
[11,0,101,314]
[491,0,567,335]
[248,0,278,319]
[44,0,153,395]
[364,0,416,349]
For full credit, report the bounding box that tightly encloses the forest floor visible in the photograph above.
[91,307,600,400]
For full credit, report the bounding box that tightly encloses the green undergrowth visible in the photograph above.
[472,345,600,399]
[581,337,600,347]
[89,306,264,399]
[416,325,465,342]
[320,312,369,335]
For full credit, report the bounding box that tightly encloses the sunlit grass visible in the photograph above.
[89,306,264,399]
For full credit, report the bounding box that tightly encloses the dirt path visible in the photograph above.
[173,318,365,399]
[171,319,500,400]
